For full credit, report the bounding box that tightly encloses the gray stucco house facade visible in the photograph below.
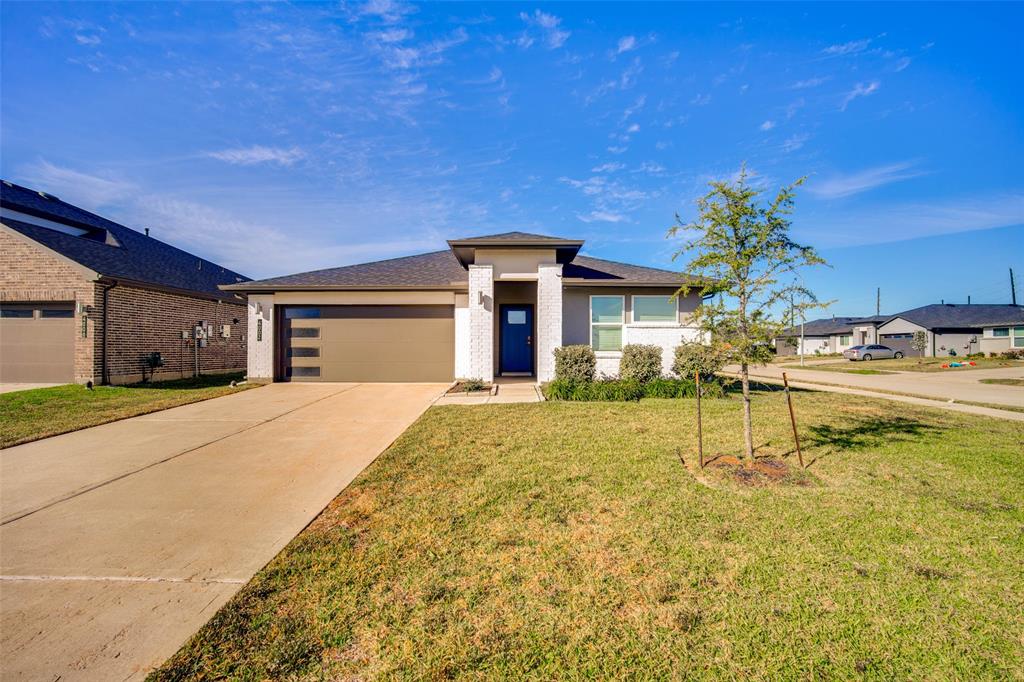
[224,232,707,383]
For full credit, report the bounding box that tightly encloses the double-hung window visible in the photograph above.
[1014,327,1024,348]
[993,327,1009,337]
[591,296,624,352]
[839,334,852,345]
[632,295,677,323]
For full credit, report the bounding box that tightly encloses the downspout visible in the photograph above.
[101,280,118,385]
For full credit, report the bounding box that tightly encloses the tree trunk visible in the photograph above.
[740,362,754,464]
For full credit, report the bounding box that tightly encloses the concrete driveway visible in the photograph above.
[0,382,446,681]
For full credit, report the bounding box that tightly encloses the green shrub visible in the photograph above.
[672,343,725,380]
[543,378,724,401]
[619,344,662,383]
[554,345,596,382]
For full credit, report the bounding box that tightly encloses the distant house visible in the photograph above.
[775,315,889,356]
[1,181,250,384]
[876,304,1024,356]
[776,304,1024,357]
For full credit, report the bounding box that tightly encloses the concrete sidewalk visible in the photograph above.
[0,382,446,681]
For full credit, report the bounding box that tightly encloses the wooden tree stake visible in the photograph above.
[782,372,804,468]
[695,370,704,469]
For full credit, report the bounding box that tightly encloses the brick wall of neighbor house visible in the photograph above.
[103,285,247,384]
[0,229,101,383]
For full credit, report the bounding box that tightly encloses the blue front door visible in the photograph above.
[500,304,534,374]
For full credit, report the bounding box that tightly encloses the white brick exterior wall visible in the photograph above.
[454,303,471,378]
[594,323,703,378]
[536,264,563,382]
[468,265,494,382]
[247,294,274,381]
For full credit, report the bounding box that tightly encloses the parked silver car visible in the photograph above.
[843,344,904,361]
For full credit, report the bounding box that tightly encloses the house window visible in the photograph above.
[993,327,1009,337]
[1014,327,1024,348]
[839,334,852,345]
[284,307,321,319]
[632,295,677,323]
[591,296,624,352]
[0,306,34,318]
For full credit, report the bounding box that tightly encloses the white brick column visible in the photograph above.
[468,265,494,382]
[536,263,563,383]
[247,294,274,382]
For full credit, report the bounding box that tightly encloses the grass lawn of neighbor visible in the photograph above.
[0,372,254,448]
[153,388,1024,680]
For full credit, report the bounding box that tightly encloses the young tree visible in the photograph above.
[669,168,826,463]
[911,330,928,360]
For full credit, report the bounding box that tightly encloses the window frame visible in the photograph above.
[630,295,679,325]
[589,295,625,353]
[838,334,852,345]
[1014,327,1024,348]
[992,327,1009,337]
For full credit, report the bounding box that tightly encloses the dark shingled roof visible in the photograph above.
[893,303,1024,329]
[451,231,580,244]
[238,250,469,289]
[228,245,703,291]
[777,316,886,337]
[1,180,249,300]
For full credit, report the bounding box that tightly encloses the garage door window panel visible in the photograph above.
[287,347,320,358]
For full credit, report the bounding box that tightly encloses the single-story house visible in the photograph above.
[1,180,250,384]
[223,232,707,383]
[775,315,889,355]
[876,303,1024,356]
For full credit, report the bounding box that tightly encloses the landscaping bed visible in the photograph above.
[153,390,1024,680]
[0,372,254,448]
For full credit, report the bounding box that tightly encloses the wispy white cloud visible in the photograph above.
[17,159,135,208]
[893,57,912,72]
[74,33,102,46]
[358,0,418,25]
[840,80,880,110]
[809,161,926,199]
[206,145,306,166]
[822,38,871,56]
[621,95,646,122]
[782,133,810,153]
[759,120,776,131]
[790,76,829,89]
[577,210,627,223]
[638,161,665,174]
[519,9,570,49]
[615,35,637,55]
[690,93,711,106]
[592,162,625,173]
[606,145,627,154]
[801,194,1024,247]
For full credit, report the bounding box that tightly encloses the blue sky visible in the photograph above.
[2,1,1022,316]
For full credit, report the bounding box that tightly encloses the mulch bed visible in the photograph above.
[706,455,807,486]
[445,382,495,396]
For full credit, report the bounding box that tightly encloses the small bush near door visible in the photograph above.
[554,345,597,382]
[672,343,726,381]
[619,344,662,383]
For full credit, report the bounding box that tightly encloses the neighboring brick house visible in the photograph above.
[1,180,250,384]
[225,232,709,384]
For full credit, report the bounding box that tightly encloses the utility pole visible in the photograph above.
[876,287,880,316]
[1012,268,1018,305]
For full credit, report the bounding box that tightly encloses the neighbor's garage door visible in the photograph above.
[0,302,75,383]
[280,305,454,382]
[880,333,915,356]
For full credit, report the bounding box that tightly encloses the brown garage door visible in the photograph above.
[279,305,454,382]
[0,302,75,383]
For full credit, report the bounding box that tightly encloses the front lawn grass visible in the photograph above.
[0,372,254,448]
[153,389,1024,680]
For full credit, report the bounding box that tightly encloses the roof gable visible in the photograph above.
[1,180,250,300]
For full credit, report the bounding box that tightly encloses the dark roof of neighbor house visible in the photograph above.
[225,240,702,292]
[890,303,1024,329]
[777,316,874,337]
[1,180,249,301]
